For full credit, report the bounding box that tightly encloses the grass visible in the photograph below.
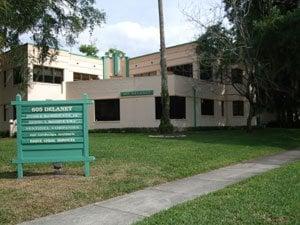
[0,128,299,224]
[134,161,300,225]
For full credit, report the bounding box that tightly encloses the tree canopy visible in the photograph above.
[0,0,105,59]
[79,44,99,58]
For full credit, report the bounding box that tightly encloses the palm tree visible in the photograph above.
[158,0,173,133]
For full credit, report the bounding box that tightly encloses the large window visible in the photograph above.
[221,101,225,117]
[3,71,7,87]
[232,101,244,116]
[155,96,186,119]
[201,99,214,115]
[13,67,22,85]
[231,68,243,84]
[3,105,7,121]
[73,72,99,81]
[200,66,213,81]
[167,64,193,77]
[95,99,120,121]
[33,65,63,84]
[133,71,157,77]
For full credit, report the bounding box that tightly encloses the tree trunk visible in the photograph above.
[247,102,254,132]
[158,0,173,133]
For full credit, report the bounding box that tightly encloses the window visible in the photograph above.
[155,96,186,119]
[167,64,193,77]
[232,101,244,116]
[201,99,214,115]
[13,106,16,120]
[231,68,243,84]
[3,71,7,87]
[133,71,157,77]
[200,66,213,81]
[221,101,225,117]
[33,65,64,84]
[73,72,99,81]
[13,67,22,85]
[95,99,120,121]
[3,105,7,121]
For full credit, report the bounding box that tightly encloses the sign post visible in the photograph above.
[11,94,95,179]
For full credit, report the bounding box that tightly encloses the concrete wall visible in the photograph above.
[129,42,199,79]
[66,75,253,129]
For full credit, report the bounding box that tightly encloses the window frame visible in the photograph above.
[94,99,120,121]
[201,99,215,116]
[155,96,186,120]
[33,65,64,84]
[167,63,193,78]
[232,100,244,116]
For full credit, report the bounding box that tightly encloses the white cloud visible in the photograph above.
[76,21,196,58]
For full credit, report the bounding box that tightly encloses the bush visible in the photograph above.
[0,131,9,138]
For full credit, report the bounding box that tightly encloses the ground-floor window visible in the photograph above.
[95,99,120,121]
[3,105,8,121]
[73,72,99,81]
[232,101,244,116]
[155,96,186,119]
[221,101,225,117]
[33,65,64,84]
[201,99,214,115]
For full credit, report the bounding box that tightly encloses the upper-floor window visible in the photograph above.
[200,65,213,81]
[167,64,193,77]
[133,71,157,77]
[73,72,99,81]
[201,99,214,115]
[13,67,22,85]
[232,101,244,116]
[33,65,63,84]
[231,68,243,84]
[3,71,6,87]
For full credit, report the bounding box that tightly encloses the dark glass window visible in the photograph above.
[3,105,7,121]
[231,68,243,84]
[3,71,7,87]
[201,99,214,115]
[221,101,225,117]
[167,64,193,77]
[13,106,16,120]
[33,65,63,84]
[155,96,186,119]
[95,99,120,121]
[232,101,244,116]
[73,72,99,81]
[13,67,22,85]
[200,66,213,81]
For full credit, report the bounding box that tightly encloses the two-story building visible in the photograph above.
[0,42,255,132]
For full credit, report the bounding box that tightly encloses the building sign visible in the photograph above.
[120,90,154,97]
[11,94,95,179]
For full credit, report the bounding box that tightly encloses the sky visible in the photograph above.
[22,0,223,58]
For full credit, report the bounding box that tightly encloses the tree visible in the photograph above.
[0,0,105,60]
[79,44,99,58]
[158,0,173,133]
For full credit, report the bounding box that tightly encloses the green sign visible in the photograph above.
[11,94,95,179]
[120,90,154,97]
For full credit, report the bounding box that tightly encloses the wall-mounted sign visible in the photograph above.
[120,90,154,97]
[11,94,95,179]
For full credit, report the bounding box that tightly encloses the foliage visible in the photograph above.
[0,0,105,60]
[79,44,99,58]
[0,129,299,224]
[135,161,300,225]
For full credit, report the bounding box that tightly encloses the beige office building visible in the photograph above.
[0,42,255,132]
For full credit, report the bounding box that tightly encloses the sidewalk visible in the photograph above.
[20,150,300,225]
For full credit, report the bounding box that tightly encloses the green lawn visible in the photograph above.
[0,128,299,224]
[135,161,300,225]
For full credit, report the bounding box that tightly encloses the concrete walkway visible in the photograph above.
[21,150,300,225]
